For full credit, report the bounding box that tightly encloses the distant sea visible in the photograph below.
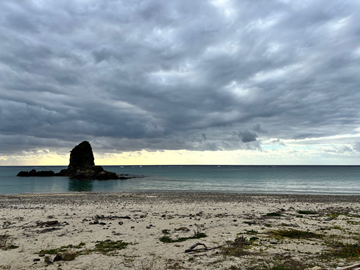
[0,165,359,195]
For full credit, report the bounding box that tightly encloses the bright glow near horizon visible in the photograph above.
[1,141,359,166]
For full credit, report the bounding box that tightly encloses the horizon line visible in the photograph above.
[2,164,360,167]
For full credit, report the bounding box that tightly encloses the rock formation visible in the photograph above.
[68,141,95,172]
[17,141,142,180]
[17,169,55,177]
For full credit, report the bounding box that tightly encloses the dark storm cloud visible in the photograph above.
[238,130,258,143]
[0,0,360,155]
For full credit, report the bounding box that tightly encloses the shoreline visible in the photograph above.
[1,192,360,269]
[2,191,360,198]
[2,191,360,202]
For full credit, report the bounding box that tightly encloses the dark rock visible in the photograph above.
[68,141,95,173]
[17,171,29,176]
[69,167,119,180]
[53,254,62,262]
[53,252,76,261]
[36,170,55,176]
[60,251,77,261]
[33,258,40,262]
[17,169,55,177]
[55,169,70,176]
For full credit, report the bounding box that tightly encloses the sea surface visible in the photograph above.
[0,165,359,195]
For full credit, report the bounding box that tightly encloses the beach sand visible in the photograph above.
[1,192,360,270]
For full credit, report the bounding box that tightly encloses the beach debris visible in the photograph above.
[38,227,62,234]
[36,220,68,227]
[270,239,278,244]
[90,214,131,225]
[175,227,190,232]
[36,220,59,227]
[243,221,256,226]
[336,264,360,270]
[185,242,226,253]
[185,242,208,252]
[36,220,68,233]
[263,212,282,217]
[214,213,227,218]
[94,214,131,220]
[89,220,99,225]
[2,221,12,229]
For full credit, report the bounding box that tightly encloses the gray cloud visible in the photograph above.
[238,130,258,143]
[352,142,360,152]
[321,145,353,154]
[252,123,267,134]
[270,139,286,146]
[0,0,360,158]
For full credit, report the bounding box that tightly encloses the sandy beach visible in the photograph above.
[1,192,360,270]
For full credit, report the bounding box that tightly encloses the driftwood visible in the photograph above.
[185,242,226,253]
[36,220,59,227]
[337,264,360,270]
[94,215,131,220]
[37,227,62,234]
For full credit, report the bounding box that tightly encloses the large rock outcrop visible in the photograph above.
[17,141,142,180]
[68,141,95,173]
[57,141,121,180]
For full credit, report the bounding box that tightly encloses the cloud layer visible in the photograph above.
[1,0,360,163]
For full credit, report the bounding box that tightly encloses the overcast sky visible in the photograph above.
[1,0,360,165]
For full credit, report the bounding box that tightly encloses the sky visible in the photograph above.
[1,0,360,166]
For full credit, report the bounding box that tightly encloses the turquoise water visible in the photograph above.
[0,165,359,195]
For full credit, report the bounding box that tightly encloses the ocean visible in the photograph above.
[0,165,359,195]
